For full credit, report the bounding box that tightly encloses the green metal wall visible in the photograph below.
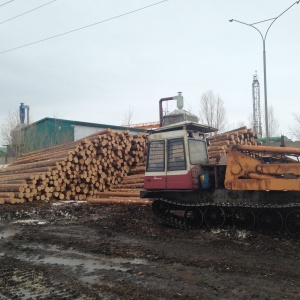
[23,119,74,152]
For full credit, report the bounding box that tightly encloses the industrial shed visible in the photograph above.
[19,117,145,153]
[0,147,7,165]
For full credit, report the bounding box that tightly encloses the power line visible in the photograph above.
[0,0,14,7]
[0,0,57,25]
[0,0,168,54]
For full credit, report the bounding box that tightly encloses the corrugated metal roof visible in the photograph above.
[24,117,146,132]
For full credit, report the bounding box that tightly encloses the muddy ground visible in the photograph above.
[0,201,299,300]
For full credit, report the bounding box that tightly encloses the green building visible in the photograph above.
[13,118,145,153]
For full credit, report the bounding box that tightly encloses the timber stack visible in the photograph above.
[87,164,151,205]
[207,126,262,164]
[0,129,147,204]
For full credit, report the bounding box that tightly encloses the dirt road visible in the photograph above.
[0,201,299,299]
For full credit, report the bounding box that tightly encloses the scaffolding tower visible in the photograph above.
[252,72,262,137]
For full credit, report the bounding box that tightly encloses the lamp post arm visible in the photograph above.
[230,19,264,42]
[265,1,300,40]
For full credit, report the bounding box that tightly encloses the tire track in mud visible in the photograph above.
[0,202,300,299]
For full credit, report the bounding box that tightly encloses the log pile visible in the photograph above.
[0,129,147,204]
[207,126,262,164]
[87,164,151,206]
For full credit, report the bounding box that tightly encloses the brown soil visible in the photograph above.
[0,201,299,299]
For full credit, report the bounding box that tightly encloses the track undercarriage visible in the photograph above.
[146,190,300,236]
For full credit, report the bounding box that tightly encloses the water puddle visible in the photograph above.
[38,255,130,272]
[18,244,148,276]
[0,228,21,239]
[80,274,99,284]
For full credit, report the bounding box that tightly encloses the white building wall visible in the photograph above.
[74,125,107,140]
[73,125,143,141]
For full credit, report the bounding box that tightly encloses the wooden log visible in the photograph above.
[0,179,27,185]
[0,184,25,193]
[207,145,227,151]
[87,197,152,206]
[122,175,145,184]
[0,192,15,199]
[208,139,230,146]
[11,151,72,167]
[0,166,53,176]
[222,126,248,134]
[0,172,44,181]
[113,183,144,189]
[4,198,25,204]
[127,166,145,175]
[93,190,140,198]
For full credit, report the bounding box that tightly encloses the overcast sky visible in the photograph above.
[1,0,299,146]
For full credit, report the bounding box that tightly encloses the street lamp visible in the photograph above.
[229,1,300,144]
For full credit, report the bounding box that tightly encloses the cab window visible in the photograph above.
[167,138,186,171]
[146,140,165,172]
[189,139,208,164]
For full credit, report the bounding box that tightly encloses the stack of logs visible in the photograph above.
[207,126,262,164]
[87,165,151,205]
[0,129,147,204]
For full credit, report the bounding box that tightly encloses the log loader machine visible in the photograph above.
[140,94,300,234]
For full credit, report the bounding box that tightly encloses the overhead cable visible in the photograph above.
[0,0,58,25]
[0,0,168,54]
[0,0,14,7]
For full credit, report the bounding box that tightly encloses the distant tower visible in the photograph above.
[252,72,262,137]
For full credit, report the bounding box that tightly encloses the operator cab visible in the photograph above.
[144,121,217,190]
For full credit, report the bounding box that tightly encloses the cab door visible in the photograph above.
[166,137,190,189]
[144,140,167,189]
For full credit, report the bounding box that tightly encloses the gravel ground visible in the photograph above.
[0,201,299,300]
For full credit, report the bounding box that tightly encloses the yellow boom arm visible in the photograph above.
[225,145,300,191]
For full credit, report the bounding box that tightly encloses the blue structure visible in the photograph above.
[19,103,25,124]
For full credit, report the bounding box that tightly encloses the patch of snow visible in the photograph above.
[236,230,248,240]
[12,219,48,225]
[52,200,86,206]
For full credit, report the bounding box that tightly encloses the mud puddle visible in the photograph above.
[17,243,148,283]
[0,228,21,239]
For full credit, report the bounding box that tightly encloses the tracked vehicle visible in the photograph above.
[140,95,300,234]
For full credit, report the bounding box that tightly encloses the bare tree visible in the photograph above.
[1,111,75,155]
[0,109,20,146]
[122,105,134,127]
[264,105,279,137]
[289,112,300,140]
[0,110,26,157]
[199,90,227,133]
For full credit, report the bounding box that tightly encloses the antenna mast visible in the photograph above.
[252,72,262,137]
